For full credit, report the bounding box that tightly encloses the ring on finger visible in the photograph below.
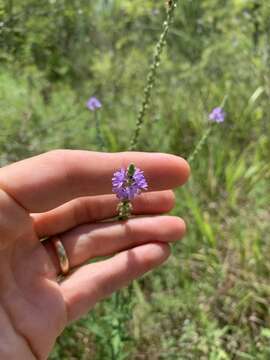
[51,236,70,275]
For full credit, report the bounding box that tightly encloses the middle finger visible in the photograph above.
[33,190,175,238]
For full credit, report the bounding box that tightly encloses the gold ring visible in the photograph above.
[51,236,70,275]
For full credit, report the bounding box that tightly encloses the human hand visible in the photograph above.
[0,150,189,359]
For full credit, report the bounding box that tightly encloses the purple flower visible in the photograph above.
[209,107,225,123]
[112,166,148,201]
[86,96,102,111]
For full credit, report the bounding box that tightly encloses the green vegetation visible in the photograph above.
[1,0,270,358]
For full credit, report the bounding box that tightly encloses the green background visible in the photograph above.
[1,0,270,358]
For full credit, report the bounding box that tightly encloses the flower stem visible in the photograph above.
[188,127,212,165]
[117,200,132,221]
[129,1,178,150]
[94,111,105,151]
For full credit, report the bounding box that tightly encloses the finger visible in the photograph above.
[61,242,170,322]
[0,189,34,250]
[44,215,185,274]
[0,150,189,212]
[33,190,175,238]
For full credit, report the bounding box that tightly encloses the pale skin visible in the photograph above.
[0,150,190,359]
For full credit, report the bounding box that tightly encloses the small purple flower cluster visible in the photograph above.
[209,107,225,123]
[112,167,148,201]
[87,96,102,111]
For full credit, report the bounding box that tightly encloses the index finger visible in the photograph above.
[0,150,190,212]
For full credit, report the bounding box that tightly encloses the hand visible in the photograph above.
[0,150,189,359]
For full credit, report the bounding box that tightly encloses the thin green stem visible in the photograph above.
[94,111,105,151]
[188,127,212,165]
[129,1,178,150]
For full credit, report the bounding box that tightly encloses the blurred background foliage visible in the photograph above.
[0,0,270,358]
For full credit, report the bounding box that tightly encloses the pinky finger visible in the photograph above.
[60,242,170,322]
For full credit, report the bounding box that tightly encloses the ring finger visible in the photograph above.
[44,215,186,276]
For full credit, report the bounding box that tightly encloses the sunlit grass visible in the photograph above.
[1,0,270,358]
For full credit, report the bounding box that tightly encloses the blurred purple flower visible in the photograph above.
[87,96,102,111]
[112,166,148,201]
[209,107,225,123]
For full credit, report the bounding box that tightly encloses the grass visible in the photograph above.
[1,0,270,358]
[0,62,269,359]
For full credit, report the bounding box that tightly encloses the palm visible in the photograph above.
[0,150,189,359]
[1,217,66,359]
